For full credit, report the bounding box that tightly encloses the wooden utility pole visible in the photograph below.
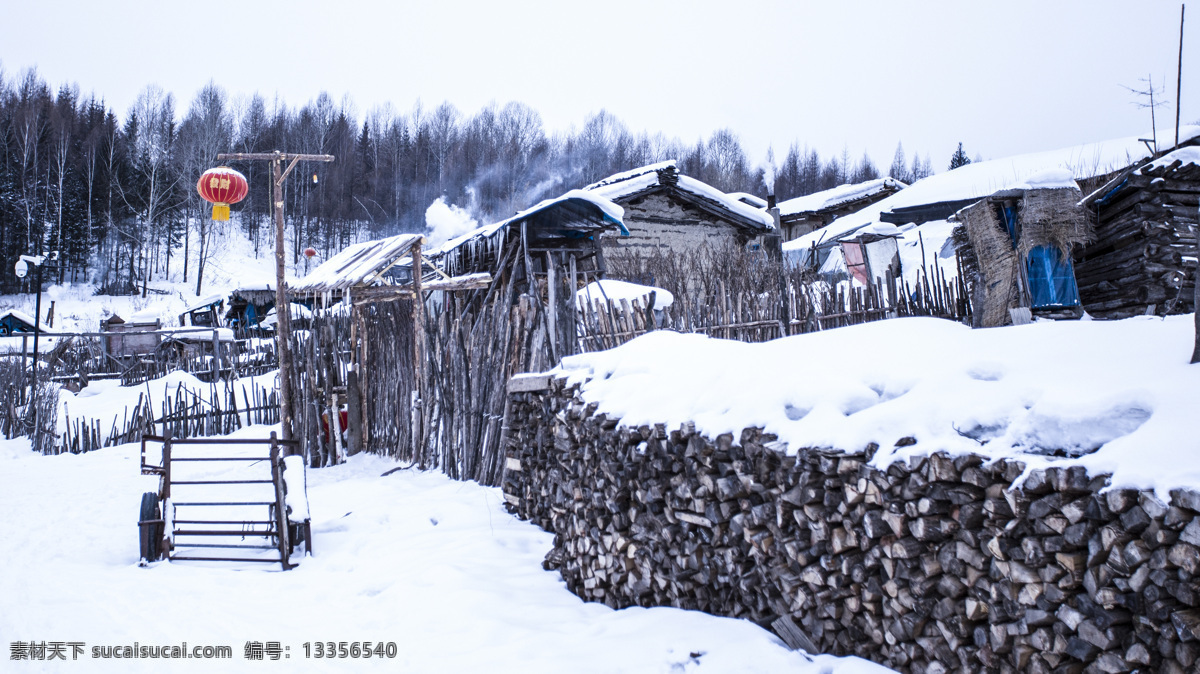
[1176,4,1186,148]
[216,151,334,443]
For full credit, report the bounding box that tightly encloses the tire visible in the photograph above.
[139,491,162,562]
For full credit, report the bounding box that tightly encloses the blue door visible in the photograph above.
[1026,246,1080,308]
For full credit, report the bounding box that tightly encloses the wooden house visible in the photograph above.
[582,161,776,264]
[952,171,1090,327]
[777,177,906,242]
[1077,143,1199,319]
[100,313,161,359]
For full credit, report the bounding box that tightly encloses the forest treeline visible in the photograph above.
[0,68,935,295]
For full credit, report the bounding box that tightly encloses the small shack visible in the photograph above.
[226,283,277,334]
[0,309,53,335]
[582,161,775,264]
[180,295,225,328]
[291,232,428,302]
[952,170,1090,327]
[777,177,906,242]
[101,312,161,359]
[1077,143,1200,319]
[838,223,903,287]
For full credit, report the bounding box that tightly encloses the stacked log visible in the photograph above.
[1077,162,1199,319]
[505,377,1200,673]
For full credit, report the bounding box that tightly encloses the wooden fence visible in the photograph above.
[579,261,970,349]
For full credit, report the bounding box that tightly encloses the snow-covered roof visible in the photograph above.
[428,189,625,258]
[292,232,426,293]
[727,192,769,209]
[183,294,225,313]
[777,177,906,218]
[0,309,55,333]
[784,126,1200,254]
[584,161,775,230]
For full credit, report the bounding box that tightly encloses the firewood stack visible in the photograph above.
[504,377,1200,673]
[1077,156,1199,319]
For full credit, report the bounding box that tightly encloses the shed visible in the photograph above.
[952,170,1090,327]
[291,232,426,299]
[100,313,161,359]
[226,283,278,333]
[179,295,225,328]
[1077,143,1200,319]
[0,309,54,335]
[582,161,776,263]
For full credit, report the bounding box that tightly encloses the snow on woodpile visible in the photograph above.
[557,315,1200,497]
[777,177,906,217]
[784,126,1200,255]
[1140,145,1200,173]
[292,232,425,293]
[576,279,674,309]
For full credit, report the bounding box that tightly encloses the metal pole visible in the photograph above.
[31,262,42,396]
[272,157,294,443]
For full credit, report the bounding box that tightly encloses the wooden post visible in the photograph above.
[216,151,334,447]
[410,241,425,462]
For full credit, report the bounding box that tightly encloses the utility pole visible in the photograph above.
[216,151,334,444]
[1177,4,1186,148]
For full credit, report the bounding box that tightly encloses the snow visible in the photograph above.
[128,307,162,324]
[0,308,56,333]
[0,428,888,674]
[727,192,769,209]
[292,232,426,293]
[423,190,628,263]
[1003,167,1077,191]
[557,315,1200,499]
[778,178,906,217]
[783,126,1200,254]
[263,303,314,327]
[183,294,225,313]
[283,454,310,522]
[1141,146,1200,172]
[576,279,675,310]
[585,161,775,230]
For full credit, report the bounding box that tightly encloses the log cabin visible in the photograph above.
[582,161,776,265]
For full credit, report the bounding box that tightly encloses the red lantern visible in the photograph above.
[196,167,249,221]
[303,247,317,259]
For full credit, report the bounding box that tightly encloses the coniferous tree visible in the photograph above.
[948,142,971,170]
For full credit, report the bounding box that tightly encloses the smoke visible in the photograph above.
[424,196,479,247]
[763,146,777,195]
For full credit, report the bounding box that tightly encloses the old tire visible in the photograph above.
[139,491,162,562]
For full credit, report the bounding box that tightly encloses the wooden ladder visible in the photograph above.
[141,432,304,570]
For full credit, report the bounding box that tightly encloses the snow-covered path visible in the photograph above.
[0,428,889,673]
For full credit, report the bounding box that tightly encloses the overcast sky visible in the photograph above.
[2,0,1196,177]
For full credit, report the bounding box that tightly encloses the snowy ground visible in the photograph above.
[0,427,890,674]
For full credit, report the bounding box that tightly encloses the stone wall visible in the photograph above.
[502,376,1200,673]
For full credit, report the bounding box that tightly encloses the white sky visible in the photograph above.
[2,0,1197,177]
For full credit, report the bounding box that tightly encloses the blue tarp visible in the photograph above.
[1026,246,1081,308]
